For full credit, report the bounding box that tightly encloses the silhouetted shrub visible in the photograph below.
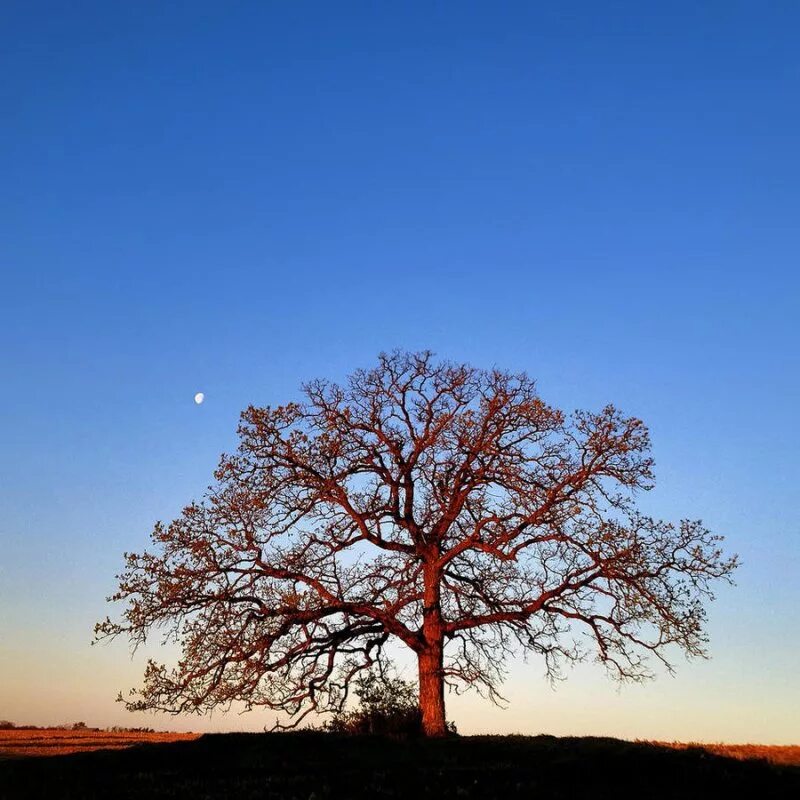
[324,671,456,738]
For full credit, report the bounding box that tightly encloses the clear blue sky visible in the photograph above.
[1,2,798,742]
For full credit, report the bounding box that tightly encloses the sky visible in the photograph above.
[1,2,798,743]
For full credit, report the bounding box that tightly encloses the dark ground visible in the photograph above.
[1,731,798,799]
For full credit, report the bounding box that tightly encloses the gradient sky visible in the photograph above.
[1,2,798,743]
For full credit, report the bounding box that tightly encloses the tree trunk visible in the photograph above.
[418,559,447,737]
[418,640,446,737]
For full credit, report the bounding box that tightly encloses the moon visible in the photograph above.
[194,392,205,405]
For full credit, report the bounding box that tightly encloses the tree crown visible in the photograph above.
[96,350,737,727]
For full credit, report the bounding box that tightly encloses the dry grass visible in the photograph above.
[644,740,800,767]
[3,729,798,769]
[0,728,200,758]
[1,732,798,799]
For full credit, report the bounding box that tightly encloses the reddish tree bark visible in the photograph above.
[419,560,447,736]
[96,350,737,736]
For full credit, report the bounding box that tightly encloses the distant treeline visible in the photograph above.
[0,721,155,733]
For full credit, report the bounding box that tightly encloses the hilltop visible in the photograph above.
[1,731,799,799]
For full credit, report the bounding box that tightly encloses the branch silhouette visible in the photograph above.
[96,350,738,736]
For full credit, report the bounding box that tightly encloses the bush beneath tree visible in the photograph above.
[323,672,456,738]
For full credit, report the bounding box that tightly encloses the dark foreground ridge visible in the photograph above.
[1,731,798,800]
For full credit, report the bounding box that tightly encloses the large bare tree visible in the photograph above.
[97,351,737,737]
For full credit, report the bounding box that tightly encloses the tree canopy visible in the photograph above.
[96,350,737,736]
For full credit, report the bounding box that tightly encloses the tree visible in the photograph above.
[96,350,737,737]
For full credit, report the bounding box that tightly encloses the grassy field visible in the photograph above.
[1,731,799,799]
[3,728,798,766]
[0,728,200,759]
[648,740,800,768]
